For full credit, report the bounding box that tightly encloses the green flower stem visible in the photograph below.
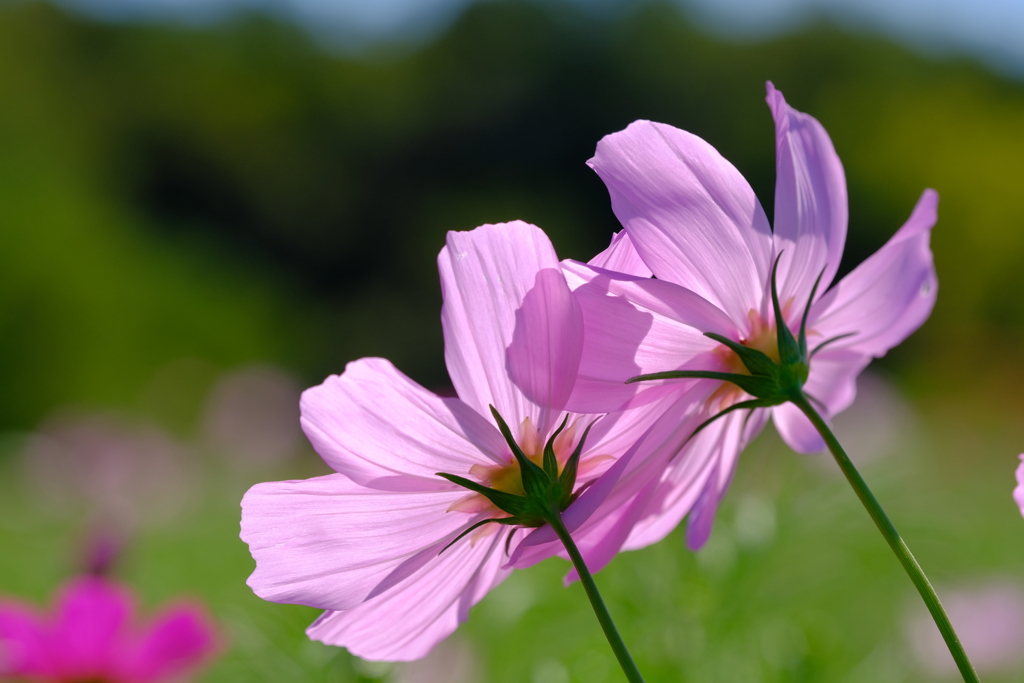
[791,393,979,683]
[547,513,646,683]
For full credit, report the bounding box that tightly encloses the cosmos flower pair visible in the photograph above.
[241,82,938,661]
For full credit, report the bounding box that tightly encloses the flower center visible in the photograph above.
[447,415,609,515]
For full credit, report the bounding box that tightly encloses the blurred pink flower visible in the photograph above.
[1015,454,1024,518]
[203,365,303,467]
[562,82,938,549]
[241,221,682,661]
[22,413,195,531]
[905,581,1024,676]
[0,576,217,683]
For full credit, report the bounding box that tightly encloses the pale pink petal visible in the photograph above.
[562,260,730,413]
[439,221,582,434]
[767,82,848,306]
[588,120,773,326]
[51,577,132,679]
[117,604,217,683]
[683,408,767,550]
[772,349,872,454]
[504,267,584,434]
[809,189,938,358]
[586,230,652,277]
[300,358,506,490]
[241,474,474,611]
[1014,455,1024,518]
[306,530,510,661]
[624,408,768,551]
[0,603,53,678]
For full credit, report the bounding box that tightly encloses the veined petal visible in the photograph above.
[623,408,768,551]
[586,230,652,278]
[51,577,132,679]
[683,408,769,550]
[439,221,583,435]
[117,605,217,683]
[588,119,773,326]
[241,474,473,611]
[301,358,506,490]
[772,349,871,454]
[562,260,730,413]
[0,603,52,678]
[809,189,938,358]
[768,82,848,306]
[306,530,510,662]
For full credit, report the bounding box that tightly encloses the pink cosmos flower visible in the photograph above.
[1015,454,1024,518]
[240,221,681,661]
[560,82,938,550]
[0,576,216,682]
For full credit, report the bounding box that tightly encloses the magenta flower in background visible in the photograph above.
[1015,454,1024,518]
[240,221,682,661]
[562,82,938,549]
[0,576,216,683]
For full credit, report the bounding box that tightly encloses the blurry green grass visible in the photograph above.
[2,395,1022,683]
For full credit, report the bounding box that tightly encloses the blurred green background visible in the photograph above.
[1,0,1023,681]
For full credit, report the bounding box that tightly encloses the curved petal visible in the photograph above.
[588,119,773,326]
[301,358,506,490]
[241,474,474,611]
[683,408,768,550]
[768,82,848,306]
[624,408,768,551]
[306,530,510,661]
[0,603,52,678]
[772,349,872,454]
[51,577,132,679]
[809,189,938,358]
[1015,455,1024,518]
[439,221,583,435]
[562,260,731,413]
[118,605,217,683]
[586,230,652,277]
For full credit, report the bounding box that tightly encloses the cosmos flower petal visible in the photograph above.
[0,603,52,678]
[300,358,507,490]
[810,189,938,357]
[118,604,217,683]
[767,82,848,305]
[440,221,583,434]
[562,259,730,413]
[51,577,132,679]
[683,409,766,550]
[588,119,774,326]
[586,230,652,278]
[306,530,510,662]
[1015,455,1024,518]
[624,408,768,551]
[241,474,473,611]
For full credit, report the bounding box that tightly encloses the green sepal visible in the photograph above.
[798,267,826,360]
[626,369,779,399]
[439,517,523,555]
[683,398,778,449]
[490,406,548,499]
[770,252,803,367]
[436,472,529,517]
[558,418,597,508]
[703,332,777,377]
[543,415,569,478]
[810,332,857,358]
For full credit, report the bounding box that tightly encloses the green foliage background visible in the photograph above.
[0,1,1023,681]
